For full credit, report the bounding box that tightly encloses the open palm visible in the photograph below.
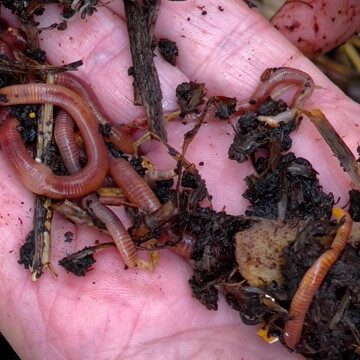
[0,1,359,359]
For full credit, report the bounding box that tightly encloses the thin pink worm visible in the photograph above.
[237,67,314,115]
[82,193,138,268]
[284,208,352,349]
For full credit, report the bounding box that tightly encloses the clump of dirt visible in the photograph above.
[18,230,35,269]
[213,97,237,120]
[152,179,174,204]
[243,153,334,220]
[228,98,291,163]
[349,189,360,222]
[59,246,97,276]
[229,98,333,221]
[11,105,39,143]
[158,38,178,66]
[182,207,253,310]
[176,81,206,116]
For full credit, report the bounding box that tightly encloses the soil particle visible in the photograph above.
[43,142,69,175]
[24,47,46,64]
[349,189,360,222]
[214,97,237,120]
[158,38,178,66]
[181,171,200,189]
[226,287,273,325]
[11,105,39,144]
[0,72,11,89]
[176,82,206,116]
[64,231,73,243]
[99,123,112,138]
[152,179,174,204]
[129,156,146,176]
[59,246,96,276]
[18,230,35,269]
[106,143,124,159]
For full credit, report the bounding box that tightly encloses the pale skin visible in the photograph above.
[0,1,359,359]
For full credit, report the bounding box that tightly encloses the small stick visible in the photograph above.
[51,200,108,234]
[343,42,360,72]
[0,56,82,76]
[123,0,167,140]
[303,109,360,189]
[31,74,56,281]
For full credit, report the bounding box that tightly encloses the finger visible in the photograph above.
[271,0,360,56]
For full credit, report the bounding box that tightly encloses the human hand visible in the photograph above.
[0,1,359,359]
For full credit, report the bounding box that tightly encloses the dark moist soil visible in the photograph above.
[152,179,174,204]
[43,142,69,176]
[243,152,334,220]
[24,47,46,64]
[224,95,358,359]
[64,231,73,243]
[180,207,253,310]
[229,97,333,221]
[228,97,290,163]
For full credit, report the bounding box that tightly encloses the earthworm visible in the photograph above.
[55,115,141,269]
[284,207,352,349]
[54,110,82,174]
[53,73,134,154]
[237,67,314,115]
[109,156,161,214]
[0,83,108,198]
[82,193,139,268]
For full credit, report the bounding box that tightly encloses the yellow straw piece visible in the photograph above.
[344,42,360,72]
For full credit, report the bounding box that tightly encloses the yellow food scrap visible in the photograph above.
[28,112,36,119]
[257,326,279,344]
